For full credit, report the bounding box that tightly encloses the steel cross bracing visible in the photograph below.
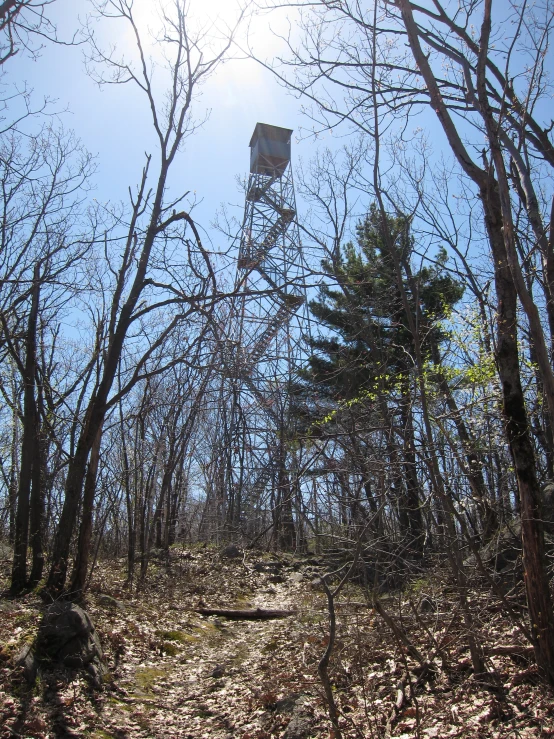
[214,131,309,542]
[224,164,307,401]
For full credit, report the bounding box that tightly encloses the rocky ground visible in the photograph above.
[1,547,554,738]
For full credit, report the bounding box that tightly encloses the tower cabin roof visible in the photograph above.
[249,123,293,149]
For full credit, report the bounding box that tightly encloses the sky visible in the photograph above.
[7,0,517,278]
[7,0,326,255]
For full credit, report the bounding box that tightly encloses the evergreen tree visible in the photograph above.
[307,205,463,400]
[299,205,464,554]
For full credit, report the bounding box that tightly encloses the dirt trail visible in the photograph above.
[3,550,554,738]
[95,554,328,739]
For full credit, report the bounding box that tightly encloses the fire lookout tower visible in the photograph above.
[212,123,308,547]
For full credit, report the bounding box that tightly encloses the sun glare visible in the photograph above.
[128,0,291,49]
[118,0,295,92]
[131,0,245,32]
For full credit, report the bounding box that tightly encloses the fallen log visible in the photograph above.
[485,645,534,658]
[194,607,295,620]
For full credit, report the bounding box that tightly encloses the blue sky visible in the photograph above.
[7,0,324,255]
[6,0,500,277]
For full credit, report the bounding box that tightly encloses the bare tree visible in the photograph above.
[262,0,554,682]
[0,125,94,593]
[44,0,243,598]
[0,0,67,66]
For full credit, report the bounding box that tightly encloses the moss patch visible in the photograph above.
[262,640,278,653]
[229,643,250,666]
[135,666,166,693]
[155,629,188,643]
[160,641,179,656]
[108,696,132,712]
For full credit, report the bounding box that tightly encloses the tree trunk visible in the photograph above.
[69,425,103,597]
[45,160,163,598]
[11,263,40,593]
[119,401,134,586]
[276,443,295,550]
[28,395,47,588]
[45,428,95,596]
[400,388,423,557]
[8,412,19,545]
[484,184,554,682]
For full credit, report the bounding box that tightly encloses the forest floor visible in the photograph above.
[0,546,554,738]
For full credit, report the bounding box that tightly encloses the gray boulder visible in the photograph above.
[289,572,305,583]
[273,692,302,714]
[283,696,314,739]
[36,601,105,683]
[481,521,522,572]
[266,561,285,573]
[97,594,125,611]
[220,544,241,559]
[419,595,437,614]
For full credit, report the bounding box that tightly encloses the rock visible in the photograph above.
[36,602,105,683]
[419,595,436,614]
[303,567,326,581]
[15,643,38,684]
[87,659,109,687]
[283,696,314,739]
[133,548,167,562]
[98,594,125,611]
[289,572,304,583]
[211,664,225,678]
[266,561,285,572]
[273,692,302,714]
[220,544,241,559]
[253,560,283,574]
[481,521,522,572]
[134,548,168,563]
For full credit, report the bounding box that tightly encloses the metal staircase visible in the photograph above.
[212,123,308,544]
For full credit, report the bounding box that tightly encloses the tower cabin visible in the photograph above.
[250,123,293,177]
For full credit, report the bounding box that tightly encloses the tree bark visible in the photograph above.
[474,0,554,431]
[481,177,554,682]
[68,424,103,597]
[399,385,423,556]
[45,160,158,598]
[10,263,40,593]
[28,387,46,588]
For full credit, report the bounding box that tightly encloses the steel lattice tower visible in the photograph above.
[215,123,309,547]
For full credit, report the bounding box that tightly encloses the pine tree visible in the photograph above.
[299,205,464,554]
